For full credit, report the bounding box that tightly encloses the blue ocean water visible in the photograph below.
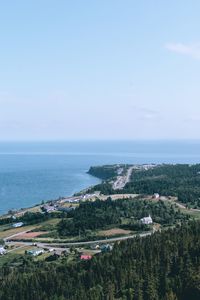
[0,140,200,214]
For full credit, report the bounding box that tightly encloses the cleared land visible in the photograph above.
[11,231,48,240]
[0,225,40,239]
[0,218,60,240]
[98,228,132,236]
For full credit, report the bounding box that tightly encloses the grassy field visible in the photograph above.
[35,252,51,261]
[167,197,200,220]
[178,206,200,219]
[9,245,33,254]
[0,225,40,239]
[97,228,132,237]
[0,218,61,239]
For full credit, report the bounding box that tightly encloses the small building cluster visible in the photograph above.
[82,193,97,201]
[59,197,81,204]
[59,193,98,204]
[90,243,113,252]
[42,204,57,213]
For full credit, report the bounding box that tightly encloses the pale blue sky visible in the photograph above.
[1,1,200,140]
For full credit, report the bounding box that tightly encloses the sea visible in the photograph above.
[0,140,200,215]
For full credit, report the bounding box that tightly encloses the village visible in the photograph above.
[0,192,160,264]
[0,188,185,268]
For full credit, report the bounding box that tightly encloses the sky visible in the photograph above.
[0,1,200,140]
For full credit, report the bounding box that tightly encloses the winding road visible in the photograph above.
[5,231,152,251]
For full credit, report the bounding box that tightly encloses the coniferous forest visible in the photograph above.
[0,221,200,300]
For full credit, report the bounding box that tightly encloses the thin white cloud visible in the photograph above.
[165,42,200,60]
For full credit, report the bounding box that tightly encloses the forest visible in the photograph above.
[0,221,200,300]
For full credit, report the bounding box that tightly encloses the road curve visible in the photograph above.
[6,232,152,249]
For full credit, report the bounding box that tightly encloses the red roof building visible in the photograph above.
[80,255,92,260]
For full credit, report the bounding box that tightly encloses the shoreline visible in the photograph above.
[0,163,133,219]
[0,173,101,219]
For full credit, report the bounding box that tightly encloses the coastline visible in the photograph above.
[0,171,100,219]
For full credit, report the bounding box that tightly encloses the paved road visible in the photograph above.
[6,232,152,249]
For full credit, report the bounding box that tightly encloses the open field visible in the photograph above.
[98,228,132,236]
[61,203,79,208]
[98,194,138,201]
[42,218,60,225]
[166,197,200,219]
[176,206,200,219]
[35,252,52,261]
[15,205,42,216]
[0,218,60,240]
[12,231,48,240]
[0,225,40,239]
[9,245,33,254]
[30,237,55,242]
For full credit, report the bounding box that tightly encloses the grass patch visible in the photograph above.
[97,228,132,237]
[0,218,61,239]
[0,225,39,239]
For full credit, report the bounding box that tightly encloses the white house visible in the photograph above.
[140,215,153,225]
[27,249,44,256]
[12,222,24,228]
[0,247,6,255]
[153,193,160,199]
